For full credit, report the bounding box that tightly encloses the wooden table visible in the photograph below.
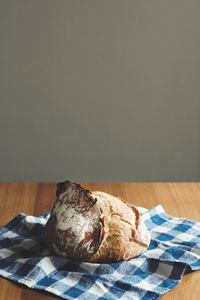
[0,182,200,300]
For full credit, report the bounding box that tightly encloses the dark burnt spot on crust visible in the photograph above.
[44,214,57,250]
[56,181,70,196]
[57,181,98,205]
[44,180,104,261]
[99,215,105,243]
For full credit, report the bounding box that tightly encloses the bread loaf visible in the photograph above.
[44,181,150,263]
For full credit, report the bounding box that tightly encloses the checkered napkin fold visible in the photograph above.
[0,205,200,300]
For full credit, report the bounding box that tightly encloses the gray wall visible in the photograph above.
[0,0,200,182]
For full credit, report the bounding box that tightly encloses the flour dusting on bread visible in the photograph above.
[44,181,150,263]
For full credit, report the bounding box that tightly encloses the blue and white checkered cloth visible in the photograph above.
[0,205,200,299]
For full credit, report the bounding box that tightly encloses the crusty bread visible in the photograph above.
[44,181,150,263]
[89,191,150,263]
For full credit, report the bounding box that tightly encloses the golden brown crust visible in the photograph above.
[88,191,150,263]
[45,182,150,263]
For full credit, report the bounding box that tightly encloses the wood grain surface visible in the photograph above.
[0,182,200,300]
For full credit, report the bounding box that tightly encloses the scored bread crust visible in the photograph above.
[44,181,104,261]
[44,181,150,263]
[88,191,150,263]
